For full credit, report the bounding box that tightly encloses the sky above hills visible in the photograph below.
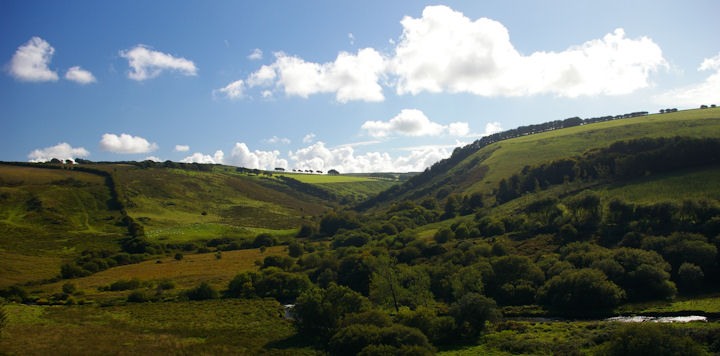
[2,1,719,172]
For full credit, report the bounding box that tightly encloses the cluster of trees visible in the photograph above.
[497,137,720,204]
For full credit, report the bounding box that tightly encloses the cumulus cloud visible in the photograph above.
[181,150,224,164]
[28,142,89,162]
[654,52,720,107]
[214,79,244,99]
[246,48,386,102]
[302,133,316,143]
[289,141,451,173]
[119,45,197,81]
[264,136,291,145]
[391,6,666,97]
[246,65,277,87]
[9,37,59,82]
[237,5,666,102]
[226,143,288,170]
[99,133,158,154]
[65,66,96,84]
[174,144,189,152]
[467,121,503,137]
[248,48,263,60]
[361,109,469,137]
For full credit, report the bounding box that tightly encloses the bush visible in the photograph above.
[253,233,277,248]
[109,278,141,291]
[433,228,454,243]
[536,268,625,310]
[62,282,77,295]
[0,286,29,303]
[186,282,219,301]
[158,279,175,290]
[288,241,304,257]
[127,289,148,303]
[597,323,707,356]
[450,293,500,341]
[174,253,183,261]
[293,283,371,342]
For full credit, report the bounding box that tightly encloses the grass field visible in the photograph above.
[617,294,720,314]
[0,299,318,355]
[36,246,288,300]
[0,164,128,286]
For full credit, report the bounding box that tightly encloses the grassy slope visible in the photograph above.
[0,165,127,286]
[36,246,287,301]
[107,165,329,241]
[388,108,720,205]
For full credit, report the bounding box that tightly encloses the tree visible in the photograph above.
[288,241,304,257]
[536,268,625,310]
[450,293,500,341]
[293,283,371,342]
[186,282,219,300]
[328,169,340,175]
[443,195,461,219]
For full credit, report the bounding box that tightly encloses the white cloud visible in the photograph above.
[99,133,158,154]
[391,6,666,97]
[119,45,197,81]
[246,48,386,102]
[144,156,162,162]
[247,65,277,87]
[214,79,244,99]
[361,109,468,137]
[226,143,288,170]
[348,33,355,46]
[181,150,224,164]
[467,121,503,137]
[28,142,89,162]
[239,5,666,102]
[248,48,263,60]
[65,66,96,84]
[265,136,291,145]
[302,133,316,143]
[289,141,451,173]
[261,90,273,98]
[9,37,59,82]
[654,52,720,107]
[174,144,190,152]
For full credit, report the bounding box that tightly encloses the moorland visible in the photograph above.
[2,107,720,355]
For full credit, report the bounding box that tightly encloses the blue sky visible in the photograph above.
[2,0,719,172]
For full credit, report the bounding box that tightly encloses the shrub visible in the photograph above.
[186,282,219,301]
[288,241,304,257]
[597,323,707,356]
[450,293,500,341]
[158,279,175,290]
[253,233,277,248]
[293,283,371,342]
[62,282,77,295]
[109,278,141,291]
[536,268,625,310]
[174,253,183,261]
[127,289,148,303]
[0,286,28,303]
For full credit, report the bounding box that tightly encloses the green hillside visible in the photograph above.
[3,108,720,355]
[363,107,720,209]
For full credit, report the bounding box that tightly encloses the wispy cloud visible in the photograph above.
[119,45,197,81]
